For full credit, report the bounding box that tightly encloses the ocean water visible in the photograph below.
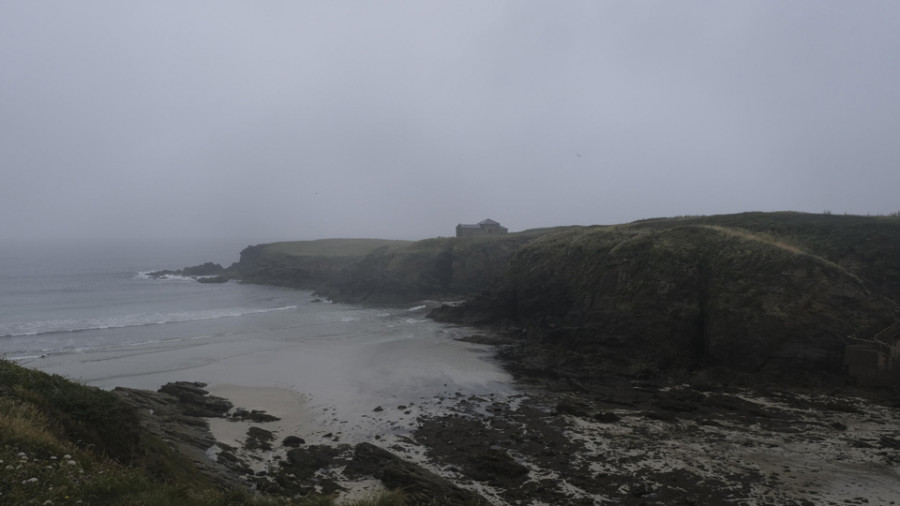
[0,238,277,360]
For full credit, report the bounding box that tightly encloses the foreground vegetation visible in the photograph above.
[0,359,404,505]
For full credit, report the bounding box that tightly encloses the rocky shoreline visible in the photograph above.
[114,340,900,506]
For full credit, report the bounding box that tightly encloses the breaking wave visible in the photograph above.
[0,306,297,338]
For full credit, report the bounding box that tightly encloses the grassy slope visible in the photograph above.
[264,239,413,258]
[629,212,900,299]
[0,359,403,506]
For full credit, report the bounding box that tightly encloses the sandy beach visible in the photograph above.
[26,304,516,452]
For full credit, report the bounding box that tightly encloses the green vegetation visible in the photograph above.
[627,212,900,300]
[264,239,412,258]
[0,359,406,505]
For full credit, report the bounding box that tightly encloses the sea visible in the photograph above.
[0,238,277,362]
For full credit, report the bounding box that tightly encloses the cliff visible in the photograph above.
[233,232,551,303]
[231,213,900,386]
[235,238,412,289]
[431,213,900,386]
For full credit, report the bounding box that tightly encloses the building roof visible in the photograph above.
[457,224,482,229]
[478,218,500,225]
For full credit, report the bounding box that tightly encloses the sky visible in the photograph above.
[2,1,899,243]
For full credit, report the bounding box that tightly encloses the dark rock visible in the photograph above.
[282,445,341,480]
[464,448,529,486]
[704,394,778,418]
[182,262,225,277]
[347,442,492,506]
[554,399,591,417]
[282,436,305,448]
[593,411,621,423]
[455,333,517,345]
[642,410,677,422]
[879,436,900,449]
[157,381,233,417]
[112,386,249,488]
[229,407,280,422]
[245,426,275,451]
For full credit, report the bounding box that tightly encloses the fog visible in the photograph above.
[2,1,899,244]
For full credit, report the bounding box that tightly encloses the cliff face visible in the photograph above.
[234,239,412,289]
[318,234,546,303]
[431,216,900,385]
[234,233,547,303]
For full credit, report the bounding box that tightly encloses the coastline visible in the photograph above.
[18,302,900,504]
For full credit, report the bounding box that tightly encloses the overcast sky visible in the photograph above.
[2,1,898,243]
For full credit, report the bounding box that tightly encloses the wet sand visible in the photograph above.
[29,315,517,444]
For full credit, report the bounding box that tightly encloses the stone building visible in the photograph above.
[456,218,509,238]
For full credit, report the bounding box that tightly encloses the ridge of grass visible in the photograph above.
[264,239,412,258]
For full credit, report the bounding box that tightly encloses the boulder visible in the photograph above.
[157,381,233,417]
[182,262,225,276]
[348,442,492,506]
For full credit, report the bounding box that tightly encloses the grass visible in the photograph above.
[264,239,412,258]
[0,359,408,505]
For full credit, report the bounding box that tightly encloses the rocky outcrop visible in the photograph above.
[182,262,226,277]
[147,262,226,280]
[113,382,242,487]
[347,442,492,506]
[157,381,233,417]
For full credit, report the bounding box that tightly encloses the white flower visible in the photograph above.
[67,460,77,466]
[22,477,39,484]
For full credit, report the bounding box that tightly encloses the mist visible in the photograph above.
[2,1,898,243]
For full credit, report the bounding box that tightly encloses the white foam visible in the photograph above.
[0,306,297,338]
[134,271,204,282]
